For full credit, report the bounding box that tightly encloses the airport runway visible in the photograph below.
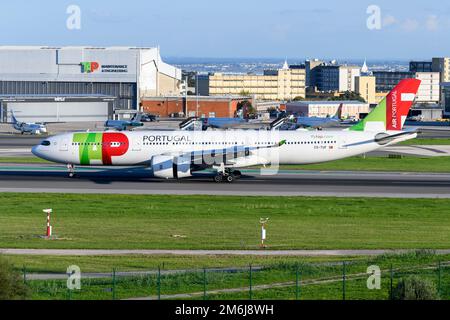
[1,164,450,198]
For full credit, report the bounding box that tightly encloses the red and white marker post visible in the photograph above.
[43,209,53,237]
[260,218,269,248]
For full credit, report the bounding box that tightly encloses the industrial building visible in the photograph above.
[141,96,251,118]
[305,60,361,92]
[0,46,181,122]
[440,83,450,116]
[285,100,370,119]
[432,57,450,83]
[414,72,440,104]
[409,61,433,73]
[354,75,376,105]
[207,61,306,101]
[372,71,415,92]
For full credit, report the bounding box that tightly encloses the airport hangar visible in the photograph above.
[0,46,182,123]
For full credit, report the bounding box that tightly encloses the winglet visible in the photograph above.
[279,140,286,146]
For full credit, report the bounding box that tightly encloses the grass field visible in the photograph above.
[1,193,450,250]
[280,156,450,172]
[398,138,450,145]
[0,157,50,164]
[15,251,450,300]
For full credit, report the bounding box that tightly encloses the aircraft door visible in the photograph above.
[59,138,69,151]
[132,138,141,151]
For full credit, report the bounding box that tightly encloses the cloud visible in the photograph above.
[401,19,419,32]
[425,15,439,31]
[382,15,397,27]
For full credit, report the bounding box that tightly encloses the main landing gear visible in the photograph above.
[67,164,76,178]
[213,169,242,183]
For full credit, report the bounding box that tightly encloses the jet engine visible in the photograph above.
[151,155,192,179]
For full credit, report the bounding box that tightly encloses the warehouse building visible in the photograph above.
[0,46,181,122]
[141,96,251,118]
[286,100,370,119]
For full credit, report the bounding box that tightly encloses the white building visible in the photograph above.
[286,100,370,119]
[415,72,440,104]
[0,46,181,122]
[339,66,361,92]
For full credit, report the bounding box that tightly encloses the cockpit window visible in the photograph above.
[41,140,51,146]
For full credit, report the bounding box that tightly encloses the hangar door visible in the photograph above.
[7,102,109,122]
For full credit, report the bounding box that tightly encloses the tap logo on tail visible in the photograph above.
[350,78,421,132]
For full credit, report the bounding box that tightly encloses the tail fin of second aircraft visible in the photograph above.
[349,78,421,132]
[10,110,18,124]
[333,103,343,119]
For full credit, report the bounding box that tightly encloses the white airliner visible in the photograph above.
[11,111,48,135]
[32,79,421,182]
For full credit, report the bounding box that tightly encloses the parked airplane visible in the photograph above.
[11,111,48,135]
[32,79,421,182]
[202,117,247,129]
[295,103,343,128]
[104,113,144,131]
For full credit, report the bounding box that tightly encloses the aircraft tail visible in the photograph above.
[349,78,421,132]
[10,110,18,124]
[132,112,143,122]
[333,103,343,119]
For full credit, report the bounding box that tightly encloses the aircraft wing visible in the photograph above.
[161,140,286,166]
[374,129,418,145]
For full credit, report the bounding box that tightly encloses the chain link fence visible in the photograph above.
[22,257,450,300]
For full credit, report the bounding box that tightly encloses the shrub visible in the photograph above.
[392,276,439,300]
[0,256,30,300]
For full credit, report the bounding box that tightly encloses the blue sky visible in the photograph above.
[0,0,447,60]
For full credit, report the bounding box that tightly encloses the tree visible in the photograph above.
[329,91,366,103]
[239,90,251,97]
[0,256,30,300]
[237,100,256,119]
[292,96,304,101]
[392,276,439,300]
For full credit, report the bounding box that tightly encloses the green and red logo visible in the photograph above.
[80,62,100,73]
[73,133,129,165]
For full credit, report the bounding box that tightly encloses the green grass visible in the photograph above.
[1,193,450,250]
[19,252,450,300]
[277,156,450,172]
[0,157,50,164]
[3,254,360,273]
[398,138,450,145]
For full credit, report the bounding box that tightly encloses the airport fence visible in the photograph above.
[21,256,450,300]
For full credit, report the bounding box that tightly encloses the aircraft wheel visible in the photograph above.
[213,174,223,183]
[226,174,235,183]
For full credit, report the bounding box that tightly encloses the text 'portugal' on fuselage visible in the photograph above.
[32,79,421,182]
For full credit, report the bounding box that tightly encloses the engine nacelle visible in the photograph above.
[151,155,192,179]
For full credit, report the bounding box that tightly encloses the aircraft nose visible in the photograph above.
[31,145,40,157]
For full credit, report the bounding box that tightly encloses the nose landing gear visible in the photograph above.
[67,164,76,178]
